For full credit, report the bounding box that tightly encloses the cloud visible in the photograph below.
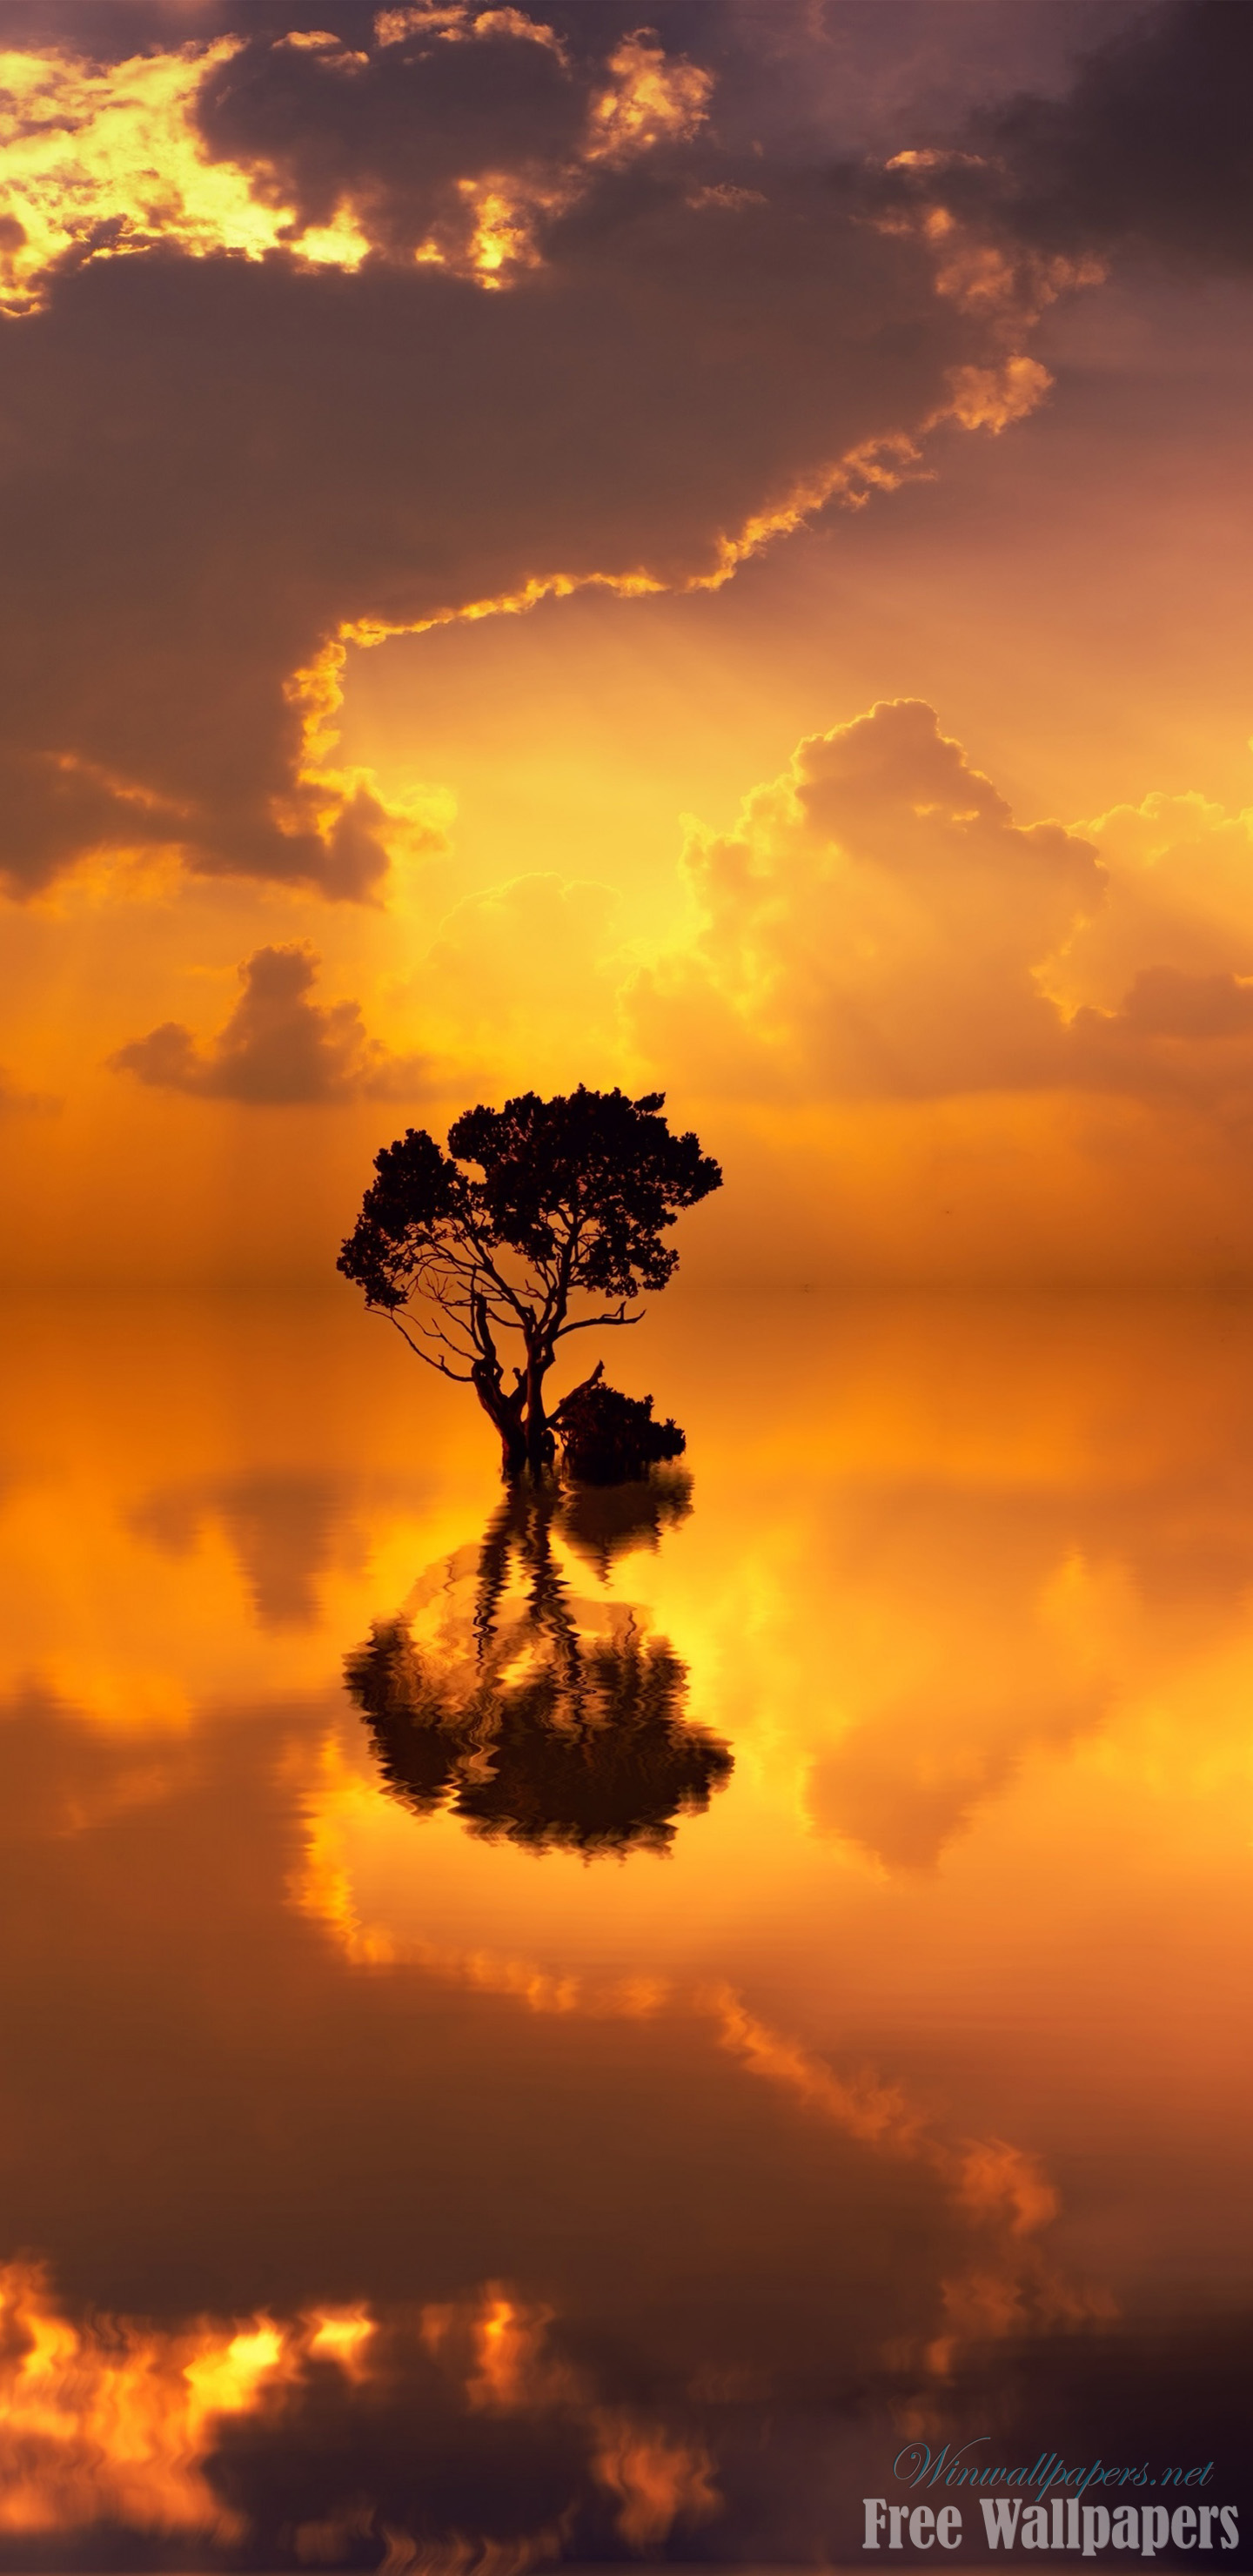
[864,3,1253,294]
[1050,788,1253,1007]
[633,698,1253,1144]
[0,35,372,318]
[130,1470,377,1627]
[0,6,1074,899]
[978,0,1253,274]
[1098,967,1253,1040]
[110,942,430,1102]
[637,698,1104,1099]
[1069,969,1253,1115]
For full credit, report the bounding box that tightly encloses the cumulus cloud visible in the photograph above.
[1052,788,1253,1007]
[634,699,1253,1142]
[0,3,1076,899]
[110,942,429,1103]
[638,699,1104,1099]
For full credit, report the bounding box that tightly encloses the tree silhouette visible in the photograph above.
[344,1488,732,1858]
[557,1468,693,1581]
[552,1367,686,1485]
[337,1087,721,1478]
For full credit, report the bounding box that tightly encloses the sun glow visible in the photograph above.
[0,41,369,315]
[585,31,712,165]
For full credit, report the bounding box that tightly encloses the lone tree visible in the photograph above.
[338,1085,722,1478]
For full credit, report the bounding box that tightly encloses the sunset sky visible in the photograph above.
[4,0,1253,1289]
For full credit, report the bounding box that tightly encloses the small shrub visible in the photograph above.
[555,1379,686,1486]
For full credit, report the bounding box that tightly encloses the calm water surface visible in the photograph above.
[1,1293,1250,2568]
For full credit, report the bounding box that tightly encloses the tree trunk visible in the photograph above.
[471,1291,529,1478]
[471,1361,527,1478]
[497,1414,529,1479]
[522,1348,555,1479]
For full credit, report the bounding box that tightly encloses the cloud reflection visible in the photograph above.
[0,2262,719,2563]
[130,1472,380,1630]
[0,2259,349,2539]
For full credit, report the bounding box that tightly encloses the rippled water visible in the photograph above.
[1,1292,1250,2568]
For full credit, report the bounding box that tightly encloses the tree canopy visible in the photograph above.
[338,1085,721,1476]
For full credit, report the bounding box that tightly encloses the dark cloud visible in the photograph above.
[0,6,1059,900]
[0,0,1243,914]
[975,0,1253,272]
[110,943,430,1102]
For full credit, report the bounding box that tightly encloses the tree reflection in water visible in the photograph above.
[557,1468,692,1581]
[345,1479,731,1858]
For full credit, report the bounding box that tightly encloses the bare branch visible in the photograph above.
[383,1311,473,1380]
[459,1218,532,1325]
[555,1301,643,1337]
[416,1319,477,1363]
[396,1296,479,1363]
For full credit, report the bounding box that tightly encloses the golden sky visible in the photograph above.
[3,0,1253,1285]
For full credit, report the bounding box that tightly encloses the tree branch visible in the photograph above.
[555,1301,643,1336]
[549,1357,604,1421]
[383,1311,474,1380]
[459,1218,532,1325]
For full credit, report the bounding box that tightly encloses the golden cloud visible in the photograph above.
[637,697,1104,1099]
[0,40,371,317]
[631,700,1253,1138]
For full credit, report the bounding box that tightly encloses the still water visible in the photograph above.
[1,1292,1250,2568]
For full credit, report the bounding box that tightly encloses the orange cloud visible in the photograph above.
[110,944,432,1104]
[631,700,1253,1140]
[374,7,566,60]
[584,30,713,167]
[417,2284,720,2548]
[1049,787,1253,1008]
